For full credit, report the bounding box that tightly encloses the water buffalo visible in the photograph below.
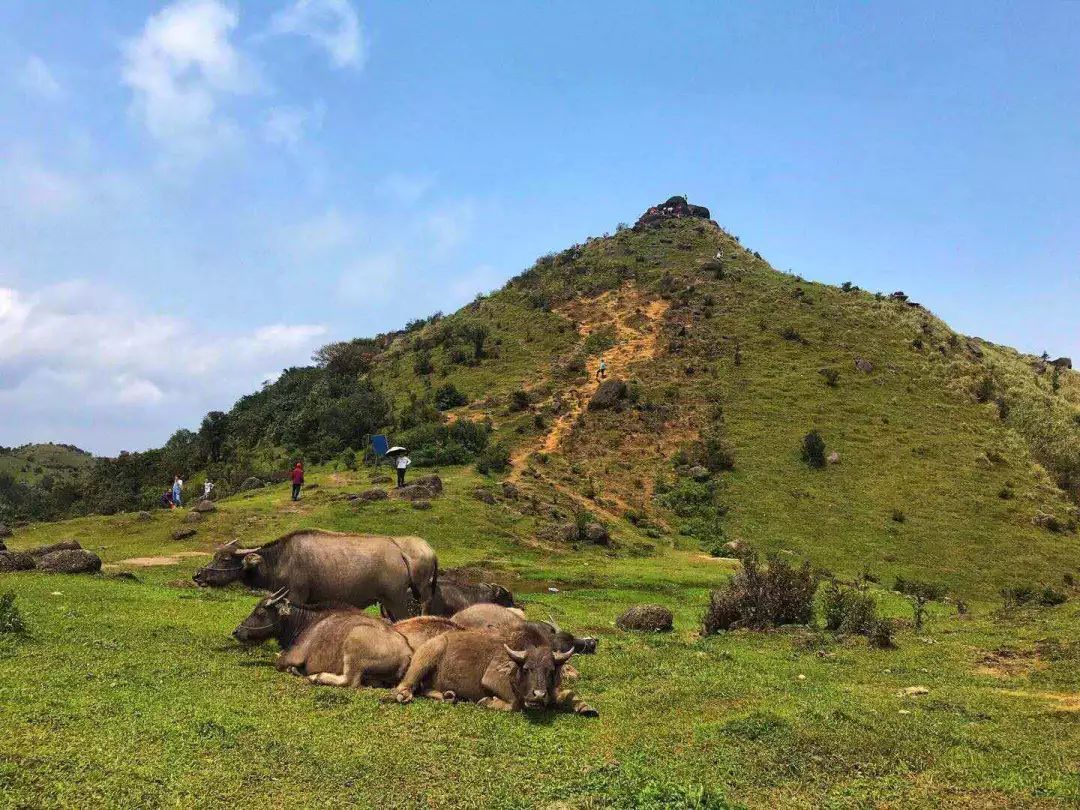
[425,578,514,616]
[451,603,599,655]
[195,530,437,620]
[392,626,598,715]
[308,615,460,689]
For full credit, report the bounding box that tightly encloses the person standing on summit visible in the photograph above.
[291,462,304,501]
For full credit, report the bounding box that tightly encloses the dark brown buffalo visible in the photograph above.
[451,603,599,655]
[195,530,437,620]
[392,626,598,715]
[425,578,514,616]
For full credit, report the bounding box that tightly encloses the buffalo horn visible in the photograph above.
[552,649,574,664]
[503,645,528,665]
[266,587,289,605]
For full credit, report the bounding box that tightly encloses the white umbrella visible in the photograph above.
[386,446,407,456]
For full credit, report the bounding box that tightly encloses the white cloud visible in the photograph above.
[380,173,433,205]
[2,158,83,215]
[18,55,63,101]
[270,0,364,69]
[338,251,404,300]
[0,280,326,451]
[121,0,254,162]
[263,102,325,148]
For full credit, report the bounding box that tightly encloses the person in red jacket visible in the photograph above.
[290,462,304,501]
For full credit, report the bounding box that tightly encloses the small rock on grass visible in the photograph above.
[172,528,197,541]
[616,604,674,632]
[899,685,930,697]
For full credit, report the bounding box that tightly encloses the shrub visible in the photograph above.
[702,550,818,634]
[1038,586,1067,607]
[894,577,946,630]
[475,443,511,475]
[820,368,840,388]
[0,592,27,635]
[338,448,357,471]
[433,383,468,411]
[801,431,826,468]
[973,376,996,404]
[821,581,896,649]
[1000,583,1036,607]
[890,509,906,523]
[508,389,532,413]
[413,349,434,376]
[780,326,805,343]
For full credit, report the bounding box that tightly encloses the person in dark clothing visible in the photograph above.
[291,462,304,501]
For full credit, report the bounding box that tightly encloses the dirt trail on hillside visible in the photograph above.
[105,551,210,569]
[508,286,669,520]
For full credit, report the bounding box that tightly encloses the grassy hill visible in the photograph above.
[0,443,94,485]
[1,197,1079,807]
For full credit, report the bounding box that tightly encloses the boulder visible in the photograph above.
[584,523,611,545]
[588,379,628,411]
[183,512,203,524]
[501,482,520,500]
[0,524,12,538]
[171,528,197,541]
[239,477,264,491]
[472,488,497,505]
[1032,512,1065,533]
[137,511,153,521]
[854,357,873,374]
[28,540,82,557]
[411,500,432,511]
[686,465,711,482]
[192,500,217,513]
[616,604,674,632]
[0,551,35,573]
[393,483,439,501]
[36,549,102,574]
[359,489,389,501]
[633,196,712,230]
[412,475,444,495]
[827,451,841,465]
[1051,357,1073,370]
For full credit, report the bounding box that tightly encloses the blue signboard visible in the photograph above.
[371,434,389,457]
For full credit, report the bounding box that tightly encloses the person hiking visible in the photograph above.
[395,453,411,488]
[596,357,608,381]
[172,475,183,509]
[203,480,214,500]
[291,462,304,501]
[161,489,173,509]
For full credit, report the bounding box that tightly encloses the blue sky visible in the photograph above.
[1,1,1077,455]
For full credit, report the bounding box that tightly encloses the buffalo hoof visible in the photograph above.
[576,704,599,718]
[438,690,456,703]
[393,688,414,704]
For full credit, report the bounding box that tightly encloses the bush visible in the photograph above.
[338,448,357,471]
[894,577,946,630]
[801,431,826,468]
[701,428,736,473]
[702,550,818,634]
[820,368,840,387]
[973,376,996,404]
[780,326,805,343]
[1000,583,1036,607]
[1038,586,1067,607]
[508,389,532,413]
[0,592,27,635]
[475,443,511,475]
[821,581,896,648]
[433,383,468,411]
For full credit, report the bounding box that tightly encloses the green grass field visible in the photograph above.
[2,466,1079,809]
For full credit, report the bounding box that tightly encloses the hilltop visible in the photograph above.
[3,196,1079,596]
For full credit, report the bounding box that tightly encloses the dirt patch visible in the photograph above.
[106,551,211,569]
[973,647,1047,679]
[693,554,740,565]
[1000,689,1080,712]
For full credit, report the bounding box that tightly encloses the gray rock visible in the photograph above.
[359,489,389,501]
[854,357,873,374]
[588,379,628,411]
[28,540,81,557]
[472,488,496,505]
[411,500,432,510]
[827,451,841,465]
[1051,357,1072,370]
[239,477,264,491]
[183,511,203,524]
[501,482,520,500]
[0,551,35,573]
[686,465,711,482]
[192,499,217,513]
[171,528,197,541]
[616,604,674,632]
[412,475,444,495]
[137,511,153,521]
[36,549,102,574]
[584,522,611,545]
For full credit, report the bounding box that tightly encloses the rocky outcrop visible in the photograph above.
[634,196,711,230]
[192,500,217,513]
[36,549,102,574]
[1051,357,1072,370]
[0,551,35,573]
[588,379,628,411]
[391,475,444,501]
[239,477,264,491]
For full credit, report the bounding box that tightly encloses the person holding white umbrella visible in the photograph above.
[387,446,411,488]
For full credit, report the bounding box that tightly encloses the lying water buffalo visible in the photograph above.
[392,626,598,715]
[195,530,437,620]
[425,578,514,616]
[451,603,599,655]
[232,591,460,682]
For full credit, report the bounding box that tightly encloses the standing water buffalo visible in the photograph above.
[425,578,514,616]
[195,530,437,620]
[392,626,598,716]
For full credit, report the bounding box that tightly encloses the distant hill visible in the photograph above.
[0,443,95,485]
[5,197,1079,595]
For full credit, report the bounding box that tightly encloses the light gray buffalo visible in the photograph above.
[392,625,598,716]
[195,530,437,620]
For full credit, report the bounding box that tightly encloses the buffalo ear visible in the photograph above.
[242,553,263,569]
[552,649,574,665]
[503,644,528,666]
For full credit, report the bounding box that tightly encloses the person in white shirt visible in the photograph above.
[395,455,411,488]
[203,480,214,500]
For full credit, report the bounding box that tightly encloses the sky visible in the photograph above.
[1,1,1077,455]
